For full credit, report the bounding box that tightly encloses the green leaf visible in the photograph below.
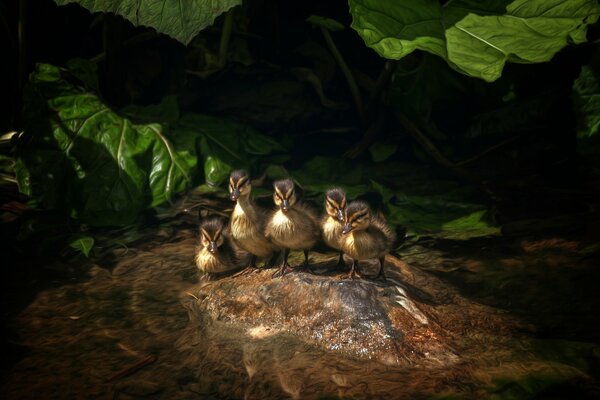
[172,113,284,186]
[573,54,600,166]
[295,156,367,187]
[145,124,196,207]
[370,180,394,203]
[65,58,99,92]
[386,194,499,240]
[349,0,600,81]
[573,64,600,139]
[54,0,241,45]
[265,164,289,180]
[0,154,15,175]
[369,142,397,162]
[16,63,195,226]
[68,235,94,257]
[306,15,345,31]
[120,95,180,124]
[202,149,233,187]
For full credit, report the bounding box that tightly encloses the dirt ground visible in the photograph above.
[1,194,599,399]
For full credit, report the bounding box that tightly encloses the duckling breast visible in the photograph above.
[231,205,258,238]
[341,232,381,260]
[268,210,318,249]
[231,209,273,257]
[195,248,227,273]
[322,217,343,250]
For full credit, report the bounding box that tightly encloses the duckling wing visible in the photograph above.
[297,203,321,240]
[370,217,396,250]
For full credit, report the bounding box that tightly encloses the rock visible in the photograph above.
[181,256,460,366]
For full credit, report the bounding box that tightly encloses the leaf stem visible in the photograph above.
[17,0,26,129]
[320,26,366,124]
[218,8,235,68]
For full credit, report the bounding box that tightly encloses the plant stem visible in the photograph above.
[320,26,365,124]
[218,8,235,68]
[17,0,27,129]
[395,110,475,181]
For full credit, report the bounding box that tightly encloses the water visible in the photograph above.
[1,199,599,399]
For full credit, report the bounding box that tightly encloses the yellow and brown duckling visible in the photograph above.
[341,200,396,280]
[229,169,277,271]
[321,188,347,268]
[195,217,243,275]
[265,178,320,277]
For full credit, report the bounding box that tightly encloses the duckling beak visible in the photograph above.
[208,241,218,254]
[230,187,240,201]
[336,209,344,223]
[342,223,353,235]
[281,199,289,213]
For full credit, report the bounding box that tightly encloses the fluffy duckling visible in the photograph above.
[229,170,277,271]
[320,188,347,268]
[195,217,243,275]
[265,179,320,277]
[341,201,395,280]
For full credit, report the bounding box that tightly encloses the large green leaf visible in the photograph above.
[15,63,195,226]
[385,194,499,240]
[121,96,285,188]
[172,113,285,186]
[349,0,600,81]
[573,53,600,165]
[54,0,240,45]
[276,157,499,240]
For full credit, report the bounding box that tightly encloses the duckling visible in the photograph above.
[265,179,320,277]
[229,169,277,271]
[320,188,347,268]
[195,217,243,275]
[341,201,395,280]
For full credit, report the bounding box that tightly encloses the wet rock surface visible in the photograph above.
[185,262,460,366]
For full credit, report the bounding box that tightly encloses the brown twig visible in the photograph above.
[107,353,158,383]
[394,111,475,181]
[344,109,385,159]
[454,135,520,167]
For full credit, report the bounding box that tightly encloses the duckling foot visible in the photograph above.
[371,257,387,281]
[348,269,362,280]
[296,262,313,274]
[372,271,386,281]
[334,253,346,271]
[271,263,294,278]
[266,251,282,269]
[346,260,362,280]
[299,249,313,273]
[232,266,260,277]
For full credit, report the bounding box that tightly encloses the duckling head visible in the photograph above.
[229,170,251,202]
[325,188,347,223]
[342,201,371,234]
[273,179,297,213]
[199,217,226,254]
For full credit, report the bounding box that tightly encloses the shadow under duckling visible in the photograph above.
[341,201,396,280]
[265,179,320,278]
[195,217,246,277]
[320,188,347,269]
[229,170,278,272]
